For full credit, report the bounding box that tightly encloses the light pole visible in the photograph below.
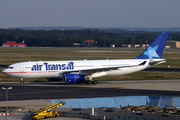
[2,87,12,120]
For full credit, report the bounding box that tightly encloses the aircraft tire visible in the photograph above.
[92,81,97,84]
[20,82,24,85]
[86,81,91,84]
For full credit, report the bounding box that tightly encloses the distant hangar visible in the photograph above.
[121,41,180,48]
[166,40,180,48]
[2,41,27,47]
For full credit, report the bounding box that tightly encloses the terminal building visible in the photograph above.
[82,40,97,47]
[122,41,180,48]
[166,40,180,48]
[2,41,27,47]
[121,44,149,48]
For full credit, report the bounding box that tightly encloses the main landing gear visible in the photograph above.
[85,76,97,85]
[86,80,97,85]
[20,78,24,85]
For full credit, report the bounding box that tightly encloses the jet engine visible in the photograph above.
[63,74,85,83]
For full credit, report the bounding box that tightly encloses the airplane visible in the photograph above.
[2,31,169,85]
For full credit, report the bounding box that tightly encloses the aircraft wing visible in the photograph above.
[61,61,147,75]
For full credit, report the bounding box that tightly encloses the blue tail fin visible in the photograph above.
[135,31,169,59]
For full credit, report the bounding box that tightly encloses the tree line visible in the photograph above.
[0,29,179,47]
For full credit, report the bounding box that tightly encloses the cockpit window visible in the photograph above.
[7,67,13,69]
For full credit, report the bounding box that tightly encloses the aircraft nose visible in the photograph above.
[2,69,7,74]
[2,69,5,73]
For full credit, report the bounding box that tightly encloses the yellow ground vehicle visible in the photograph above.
[30,102,65,119]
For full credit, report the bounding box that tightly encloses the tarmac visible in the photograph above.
[0,116,87,120]
[1,79,180,120]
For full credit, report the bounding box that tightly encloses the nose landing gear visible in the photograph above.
[20,78,24,85]
[86,80,97,84]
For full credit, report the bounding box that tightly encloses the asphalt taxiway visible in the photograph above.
[0,79,180,101]
[0,80,180,120]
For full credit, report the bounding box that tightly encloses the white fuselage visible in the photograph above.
[2,59,165,79]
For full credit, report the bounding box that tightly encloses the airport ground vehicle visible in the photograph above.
[30,102,65,119]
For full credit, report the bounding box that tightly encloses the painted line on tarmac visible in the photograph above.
[156,82,180,91]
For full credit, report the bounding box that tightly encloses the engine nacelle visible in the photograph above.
[63,74,85,83]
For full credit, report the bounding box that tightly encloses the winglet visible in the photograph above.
[135,31,169,59]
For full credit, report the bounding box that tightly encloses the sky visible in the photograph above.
[0,0,180,28]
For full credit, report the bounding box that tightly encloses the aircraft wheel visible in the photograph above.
[20,82,24,85]
[86,81,91,84]
[92,81,97,84]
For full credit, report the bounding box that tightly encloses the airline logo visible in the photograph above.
[143,45,160,59]
[31,62,74,71]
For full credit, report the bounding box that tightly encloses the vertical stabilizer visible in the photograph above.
[135,31,169,59]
